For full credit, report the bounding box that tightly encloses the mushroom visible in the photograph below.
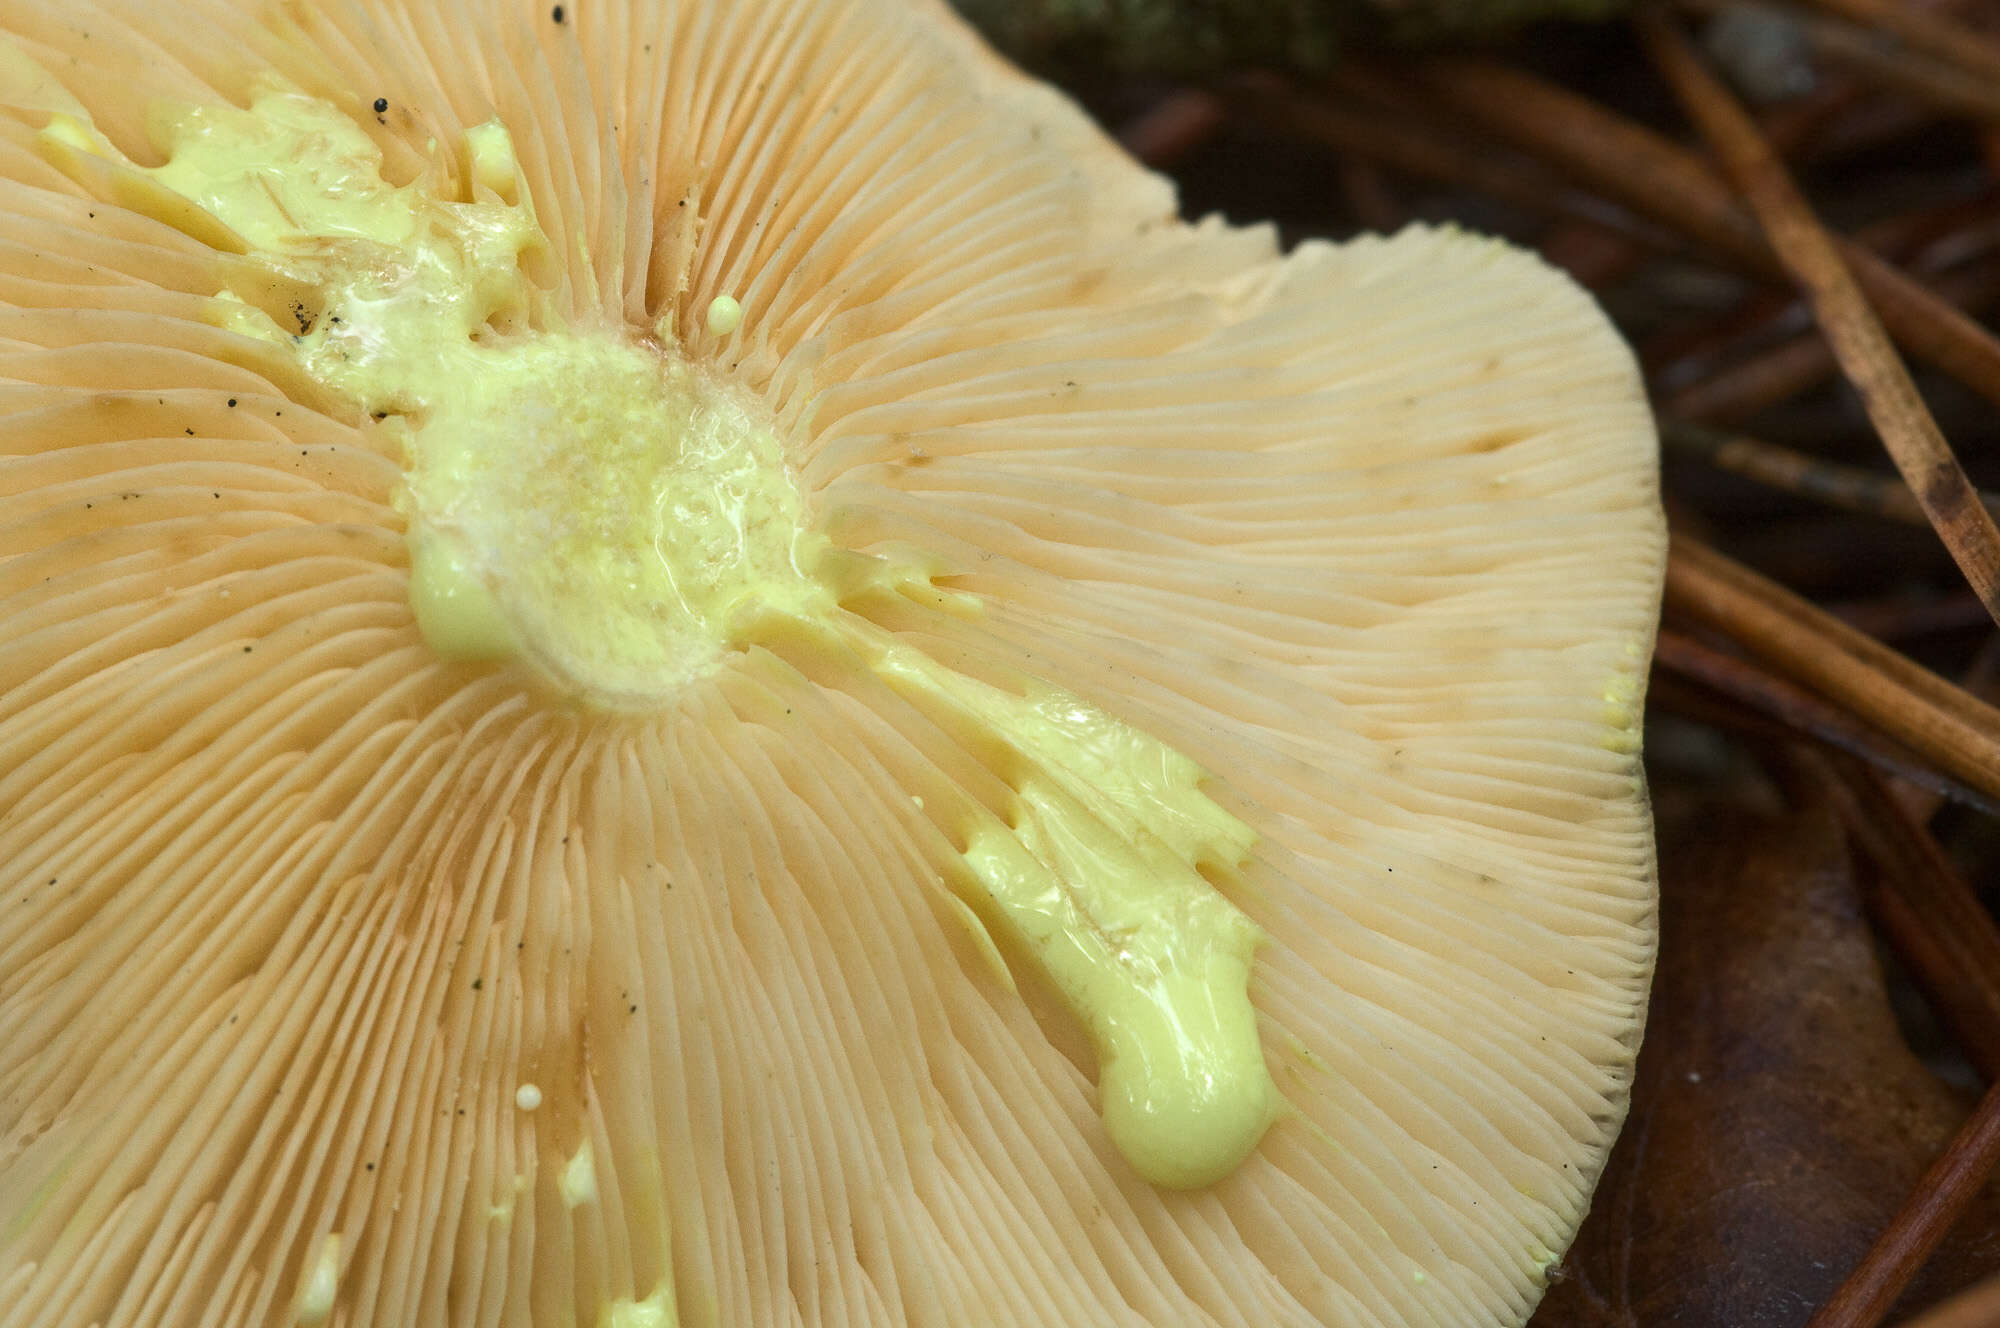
[0,0,1663,1324]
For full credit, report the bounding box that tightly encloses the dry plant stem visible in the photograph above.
[1823,759,2000,1082]
[1229,80,1669,251]
[1805,1080,2000,1328]
[1858,198,2000,275]
[1410,58,2000,414]
[1679,0,2000,122]
[1761,67,1868,156]
[1806,98,1952,165]
[1666,263,2000,421]
[1641,12,2000,626]
[1895,630,2000,821]
[1895,1271,2000,1328]
[1796,10,2000,124]
[1663,328,1834,420]
[1648,658,2000,814]
[1655,631,1999,810]
[1658,200,2000,418]
[1665,533,2000,805]
[1831,592,1993,644]
[1794,0,2000,90]
[1536,218,1653,289]
[1662,419,2000,527]
[1644,282,1806,383]
[1391,57,1769,273]
[1116,88,1226,169]
[1646,665,1784,731]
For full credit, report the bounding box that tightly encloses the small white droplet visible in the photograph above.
[705,295,743,337]
[515,1083,543,1110]
[911,795,925,810]
[1686,1070,1702,1084]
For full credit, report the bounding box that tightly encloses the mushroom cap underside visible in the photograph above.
[0,0,1663,1325]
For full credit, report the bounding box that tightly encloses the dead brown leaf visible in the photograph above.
[1529,797,2000,1327]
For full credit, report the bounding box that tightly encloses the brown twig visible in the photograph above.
[1654,190,2000,417]
[1665,532,2000,805]
[1409,57,2000,415]
[1805,1080,2000,1327]
[1824,759,2000,1082]
[1641,10,2000,626]
[1797,8,2000,124]
[1662,419,2000,527]
[1794,0,2000,91]
[1645,281,1807,382]
[1116,88,1226,168]
[1656,631,2000,814]
[1857,197,2000,275]
[1896,628,2000,820]
[1679,0,2000,124]
[1536,216,1655,288]
[1828,591,1994,644]
[1663,260,2000,421]
[1760,59,1871,156]
[1663,327,1831,421]
[1226,77,1673,252]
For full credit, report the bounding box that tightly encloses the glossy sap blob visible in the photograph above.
[130,85,823,705]
[916,660,1275,1189]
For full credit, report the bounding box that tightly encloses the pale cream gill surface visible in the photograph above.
[0,0,1660,1326]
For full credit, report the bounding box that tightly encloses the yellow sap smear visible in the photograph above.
[559,1141,598,1208]
[867,636,1275,1188]
[296,1232,341,1323]
[129,83,828,704]
[1600,635,1650,755]
[83,84,1276,1188]
[600,1286,679,1328]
